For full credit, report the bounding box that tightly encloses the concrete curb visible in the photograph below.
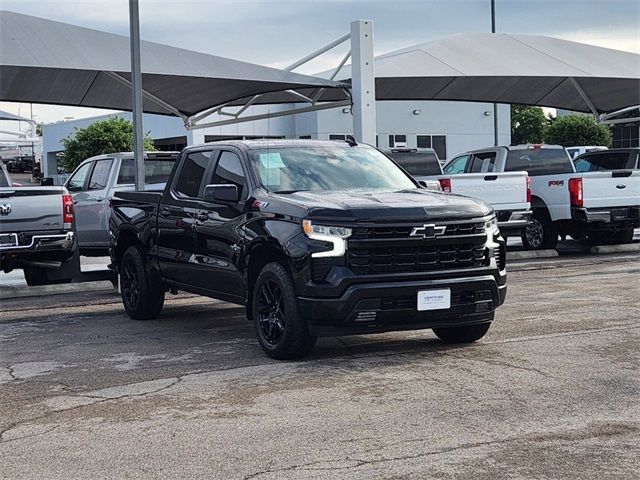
[507,249,558,260]
[0,281,116,299]
[590,243,640,254]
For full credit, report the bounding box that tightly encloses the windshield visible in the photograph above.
[387,152,442,176]
[248,146,416,193]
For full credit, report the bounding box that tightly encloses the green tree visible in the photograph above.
[61,117,155,171]
[511,105,550,144]
[543,114,612,147]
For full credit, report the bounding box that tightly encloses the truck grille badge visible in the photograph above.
[410,224,446,239]
[0,203,11,216]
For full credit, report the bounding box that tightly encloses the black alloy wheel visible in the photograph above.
[121,256,140,310]
[257,279,286,346]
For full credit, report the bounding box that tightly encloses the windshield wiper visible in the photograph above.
[272,189,308,194]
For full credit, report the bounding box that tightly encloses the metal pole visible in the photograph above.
[491,0,499,147]
[129,0,145,191]
[350,20,377,145]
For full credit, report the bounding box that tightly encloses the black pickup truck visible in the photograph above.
[110,140,507,359]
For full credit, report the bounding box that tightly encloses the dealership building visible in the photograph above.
[41,100,510,175]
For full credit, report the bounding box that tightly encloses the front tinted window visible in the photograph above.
[210,151,246,198]
[505,148,574,176]
[388,152,442,176]
[443,155,469,174]
[88,159,113,190]
[118,158,176,184]
[248,146,416,193]
[574,152,631,172]
[174,151,211,198]
[66,162,92,191]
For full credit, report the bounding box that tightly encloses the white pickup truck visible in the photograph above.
[384,148,531,237]
[453,145,640,249]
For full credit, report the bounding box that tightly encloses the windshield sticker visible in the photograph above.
[259,153,285,169]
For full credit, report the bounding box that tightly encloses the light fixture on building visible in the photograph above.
[342,108,350,114]
[413,109,421,115]
[484,111,492,116]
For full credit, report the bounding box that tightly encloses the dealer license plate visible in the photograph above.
[0,233,18,248]
[417,289,451,311]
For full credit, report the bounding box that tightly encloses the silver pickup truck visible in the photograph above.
[65,151,178,256]
[0,161,77,286]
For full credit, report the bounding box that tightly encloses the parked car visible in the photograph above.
[109,140,507,360]
[566,146,608,160]
[65,151,178,256]
[458,144,639,249]
[0,160,77,286]
[574,148,639,172]
[6,155,34,173]
[385,148,531,237]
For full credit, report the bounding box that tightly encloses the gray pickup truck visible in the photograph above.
[0,161,77,286]
[65,151,178,256]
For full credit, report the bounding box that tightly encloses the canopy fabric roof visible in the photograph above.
[0,109,33,122]
[0,11,348,119]
[331,33,640,114]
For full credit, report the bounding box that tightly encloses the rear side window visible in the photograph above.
[174,151,211,198]
[388,152,442,176]
[469,152,496,173]
[210,151,246,198]
[88,159,113,190]
[118,158,176,184]
[574,152,632,172]
[505,149,574,176]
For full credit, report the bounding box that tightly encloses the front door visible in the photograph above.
[66,161,94,245]
[156,150,212,285]
[192,149,248,301]
[80,158,113,246]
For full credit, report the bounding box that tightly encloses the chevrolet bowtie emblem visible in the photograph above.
[410,224,446,238]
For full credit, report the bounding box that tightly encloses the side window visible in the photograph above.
[210,151,246,199]
[66,162,92,192]
[443,155,470,174]
[469,152,496,173]
[88,159,113,190]
[174,151,211,198]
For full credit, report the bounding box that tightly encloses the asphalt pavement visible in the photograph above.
[1,253,639,479]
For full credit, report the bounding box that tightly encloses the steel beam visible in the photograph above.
[350,20,376,145]
[128,0,145,191]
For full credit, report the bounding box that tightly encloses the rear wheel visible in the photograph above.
[120,245,165,320]
[521,209,558,250]
[590,228,635,245]
[252,262,316,360]
[611,228,634,244]
[433,322,491,344]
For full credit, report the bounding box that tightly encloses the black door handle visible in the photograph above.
[159,207,171,217]
[484,175,498,181]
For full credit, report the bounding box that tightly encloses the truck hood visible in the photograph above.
[267,189,492,223]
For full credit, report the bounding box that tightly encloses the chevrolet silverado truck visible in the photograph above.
[456,145,640,249]
[65,151,178,256]
[385,148,531,237]
[110,140,507,360]
[0,160,77,286]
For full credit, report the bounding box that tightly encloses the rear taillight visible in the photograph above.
[526,176,532,204]
[62,193,74,228]
[439,178,452,193]
[568,178,583,207]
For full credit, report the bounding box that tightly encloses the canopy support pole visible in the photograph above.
[569,77,599,117]
[128,0,144,191]
[350,20,376,145]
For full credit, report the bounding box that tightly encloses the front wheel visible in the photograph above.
[433,322,491,344]
[120,245,165,320]
[252,262,316,360]
[521,210,558,250]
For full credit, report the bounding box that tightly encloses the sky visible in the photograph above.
[1,0,639,128]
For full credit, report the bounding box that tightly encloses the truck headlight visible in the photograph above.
[302,220,352,258]
[484,215,500,248]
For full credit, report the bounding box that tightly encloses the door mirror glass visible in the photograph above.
[203,184,239,203]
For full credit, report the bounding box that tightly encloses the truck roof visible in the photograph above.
[192,139,363,150]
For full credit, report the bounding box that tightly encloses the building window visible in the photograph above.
[612,125,639,148]
[388,134,407,148]
[417,134,447,160]
[329,134,347,141]
[299,135,311,139]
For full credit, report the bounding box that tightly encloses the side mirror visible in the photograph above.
[203,184,239,203]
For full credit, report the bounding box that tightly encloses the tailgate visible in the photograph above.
[0,187,65,233]
[445,172,529,210]
[581,171,640,208]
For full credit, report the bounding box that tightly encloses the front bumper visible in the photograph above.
[300,273,506,337]
[571,206,640,225]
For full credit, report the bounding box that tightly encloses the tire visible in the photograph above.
[433,322,491,344]
[252,262,316,360]
[591,228,635,245]
[23,267,72,287]
[521,209,558,250]
[120,245,165,320]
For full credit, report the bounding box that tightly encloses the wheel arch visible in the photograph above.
[245,240,292,320]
